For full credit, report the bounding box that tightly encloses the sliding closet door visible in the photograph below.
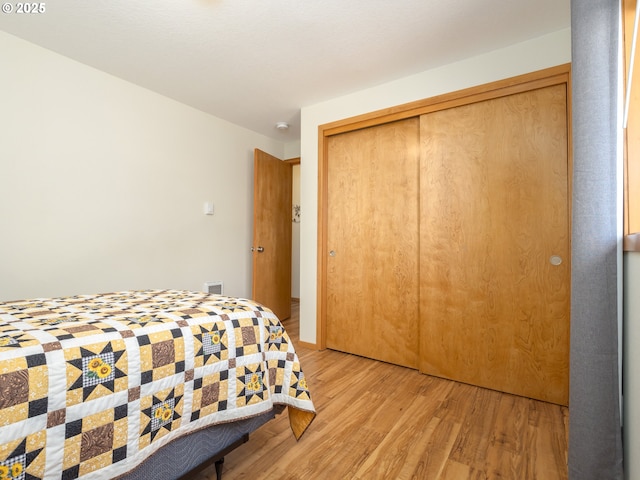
[325,118,420,368]
[419,84,570,405]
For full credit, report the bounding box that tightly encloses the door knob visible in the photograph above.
[251,246,265,253]
[550,255,562,266]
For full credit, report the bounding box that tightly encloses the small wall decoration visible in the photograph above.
[292,204,301,223]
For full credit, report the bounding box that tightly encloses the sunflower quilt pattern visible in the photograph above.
[0,290,315,480]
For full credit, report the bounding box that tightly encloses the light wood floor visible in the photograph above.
[195,301,569,480]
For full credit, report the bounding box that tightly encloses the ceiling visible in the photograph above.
[0,0,570,141]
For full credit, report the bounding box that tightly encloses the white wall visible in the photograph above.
[625,252,640,480]
[298,28,572,344]
[284,140,301,160]
[0,31,286,301]
[284,140,301,299]
[291,164,301,298]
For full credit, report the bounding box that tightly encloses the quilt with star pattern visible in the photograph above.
[0,290,315,480]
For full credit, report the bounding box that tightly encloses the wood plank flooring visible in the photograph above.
[194,301,568,480]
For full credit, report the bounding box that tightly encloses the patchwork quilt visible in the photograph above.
[0,290,315,480]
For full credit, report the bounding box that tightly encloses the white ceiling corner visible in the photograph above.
[0,0,570,141]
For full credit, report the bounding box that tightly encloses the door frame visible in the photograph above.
[316,63,572,350]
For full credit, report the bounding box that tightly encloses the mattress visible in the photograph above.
[0,290,315,479]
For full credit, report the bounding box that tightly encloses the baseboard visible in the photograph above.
[297,340,320,350]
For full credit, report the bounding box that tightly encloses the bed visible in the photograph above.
[0,289,315,480]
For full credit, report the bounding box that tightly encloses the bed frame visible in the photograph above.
[121,407,282,480]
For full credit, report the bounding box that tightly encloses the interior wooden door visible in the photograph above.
[252,148,292,320]
[419,84,570,405]
[325,118,420,368]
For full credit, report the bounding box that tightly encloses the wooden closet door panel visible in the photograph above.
[419,84,570,405]
[326,118,420,368]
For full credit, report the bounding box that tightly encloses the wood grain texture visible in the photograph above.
[325,118,420,368]
[320,65,571,138]
[194,302,569,480]
[419,84,570,405]
[624,0,640,234]
[252,149,292,320]
[317,66,572,357]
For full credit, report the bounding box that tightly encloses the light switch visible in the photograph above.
[204,202,214,215]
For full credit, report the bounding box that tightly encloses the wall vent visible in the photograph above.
[203,281,223,295]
